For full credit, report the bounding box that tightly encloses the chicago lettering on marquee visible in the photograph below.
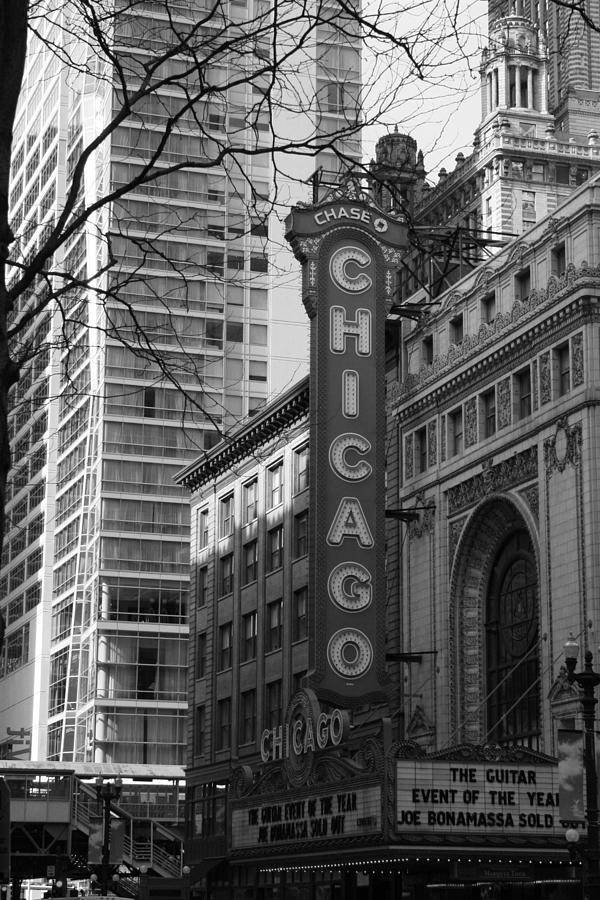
[285,201,407,706]
[260,706,347,764]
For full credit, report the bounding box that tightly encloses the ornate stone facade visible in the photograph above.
[390,262,593,405]
[447,447,537,516]
[464,397,477,448]
[571,331,584,387]
[544,419,582,477]
[497,377,511,429]
[394,176,600,769]
[427,420,437,468]
[539,352,550,404]
[404,432,414,479]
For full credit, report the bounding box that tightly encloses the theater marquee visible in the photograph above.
[396,760,563,838]
[231,783,382,850]
[286,201,406,707]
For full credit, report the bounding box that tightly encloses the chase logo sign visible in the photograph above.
[313,205,389,233]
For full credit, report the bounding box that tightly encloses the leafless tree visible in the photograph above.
[0,0,477,558]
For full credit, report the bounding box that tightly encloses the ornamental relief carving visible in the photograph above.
[384,268,394,298]
[380,244,405,265]
[507,240,532,265]
[405,433,414,479]
[440,415,447,462]
[544,419,582,477]
[464,724,481,742]
[519,485,539,525]
[447,446,538,515]
[408,493,436,540]
[542,217,566,240]
[297,237,324,257]
[464,397,478,448]
[394,261,596,401]
[463,667,481,685]
[386,379,401,410]
[449,517,466,563]
[474,266,494,290]
[539,352,551,404]
[571,332,584,387]
[427,420,437,468]
[549,665,581,706]
[511,298,525,322]
[230,738,385,800]
[440,290,464,313]
[497,377,511,429]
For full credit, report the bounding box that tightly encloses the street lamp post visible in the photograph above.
[564,634,600,894]
[182,864,191,900]
[138,865,148,900]
[95,777,122,897]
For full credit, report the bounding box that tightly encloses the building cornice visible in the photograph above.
[399,390,598,509]
[390,266,600,422]
[418,155,477,214]
[419,130,600,219]
[177,376,309,493]
[476,130,600,167]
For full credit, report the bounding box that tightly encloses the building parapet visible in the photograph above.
[417,128,600,221]
[418,155,477,214]
[477,131,600,161]
[177,376,309,492]
[388,260,598,410]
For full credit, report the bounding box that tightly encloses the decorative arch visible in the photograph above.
[506,240,532,265]
[448,494,541,746]
[474,266,497,301]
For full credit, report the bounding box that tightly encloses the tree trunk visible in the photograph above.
[0,1,28,556]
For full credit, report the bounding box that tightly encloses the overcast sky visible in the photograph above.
[361,0,487,181]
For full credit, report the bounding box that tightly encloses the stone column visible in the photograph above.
[539,60,548,113]
[528,67,534,109]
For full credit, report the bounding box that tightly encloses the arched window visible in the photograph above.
[485,530,540,748]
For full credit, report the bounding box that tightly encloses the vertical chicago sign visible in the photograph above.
[286,199,406,706]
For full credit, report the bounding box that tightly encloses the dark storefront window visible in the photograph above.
[485,530,540,749]
[191,781,228,838]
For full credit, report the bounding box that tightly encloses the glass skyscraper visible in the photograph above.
[0,0,361,763]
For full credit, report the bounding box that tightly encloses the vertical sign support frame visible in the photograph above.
[286,199,406,708]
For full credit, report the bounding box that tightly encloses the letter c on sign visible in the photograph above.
[329,246,372,294]
[291,719,304,755]
[329,433,372,481]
